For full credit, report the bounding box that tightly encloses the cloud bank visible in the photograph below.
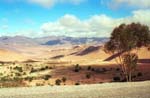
[40,9,150,37]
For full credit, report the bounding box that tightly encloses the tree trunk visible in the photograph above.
[129,71,132,82]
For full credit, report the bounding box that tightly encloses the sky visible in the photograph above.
[0,0,150,37]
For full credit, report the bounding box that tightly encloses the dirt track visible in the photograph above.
[0,81,150,98]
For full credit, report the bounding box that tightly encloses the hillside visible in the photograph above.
[0,49,26,61]
[0,43,149,64]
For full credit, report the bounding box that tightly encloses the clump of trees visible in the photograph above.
[104,23,150,82]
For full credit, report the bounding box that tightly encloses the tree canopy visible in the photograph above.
[105,23,150,53]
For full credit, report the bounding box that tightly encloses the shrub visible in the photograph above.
[75,82,80,85]
[36,83,44,86]
[24,77,33,82]
[137,72,143,77]
[30,68,37,73]
[43,75,52,80]
[45,66,49,69]
[15,72,21,76]
[74,64,81,72]
[62,77,67,83]
[49,67,53,69]
[87,66,91,70]
[74,68,79,72]
[14,66,23,72]
[113,76,120,82]
[0,76,10,81]
[91,68,95,71]
[55,79,61,85]
[102,68,106,72]
[116,68,120,71]
[13,77,23,81]
[23,72,26,75]
[40,67,46,71]
[132,75,136,79]
[86,73,91,79]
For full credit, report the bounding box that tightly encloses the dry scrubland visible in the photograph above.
[0,45,150,87]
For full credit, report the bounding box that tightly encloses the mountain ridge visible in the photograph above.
[0,36,109,46]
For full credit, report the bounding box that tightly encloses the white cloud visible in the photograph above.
[111,0,150,8]
[28,0,85,8]
[40,9,150,37]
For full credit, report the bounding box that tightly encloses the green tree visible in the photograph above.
[104,23,150,81]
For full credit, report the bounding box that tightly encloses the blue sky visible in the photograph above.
[0,0,150,37]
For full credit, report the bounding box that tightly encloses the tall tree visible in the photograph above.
[123,53,138,81]
[104,23,150,81]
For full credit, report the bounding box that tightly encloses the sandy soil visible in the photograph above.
[0,81,150,98]
[0,45,150,86]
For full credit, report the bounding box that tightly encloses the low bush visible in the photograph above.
[86,73,91,79]
[75,82,80,85]
[14,66,23,72]
[91,68,95,71]
[113,76,120,82]
[43,75,52,80]
[87,66,91,70]
[62,77,67,83]
[24,77,33,82]
[137,72,143,77]
[116,68,120,71]
[55,79,61,85]
[74,68,79,72]
[30,68,37,73]
[74,64,81,72]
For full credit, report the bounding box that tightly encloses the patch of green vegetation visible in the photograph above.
[24,77,34,82]
[43,75,52,80]
[13,66,23,72]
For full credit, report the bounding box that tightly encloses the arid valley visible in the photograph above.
[0,36,150,87]
[1,0,150,98]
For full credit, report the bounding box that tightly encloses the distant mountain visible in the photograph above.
[42,37,108,45]
[0,36,38,45]
[0,36,109,46]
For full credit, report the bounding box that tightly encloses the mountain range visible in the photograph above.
[0,36,108,46]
